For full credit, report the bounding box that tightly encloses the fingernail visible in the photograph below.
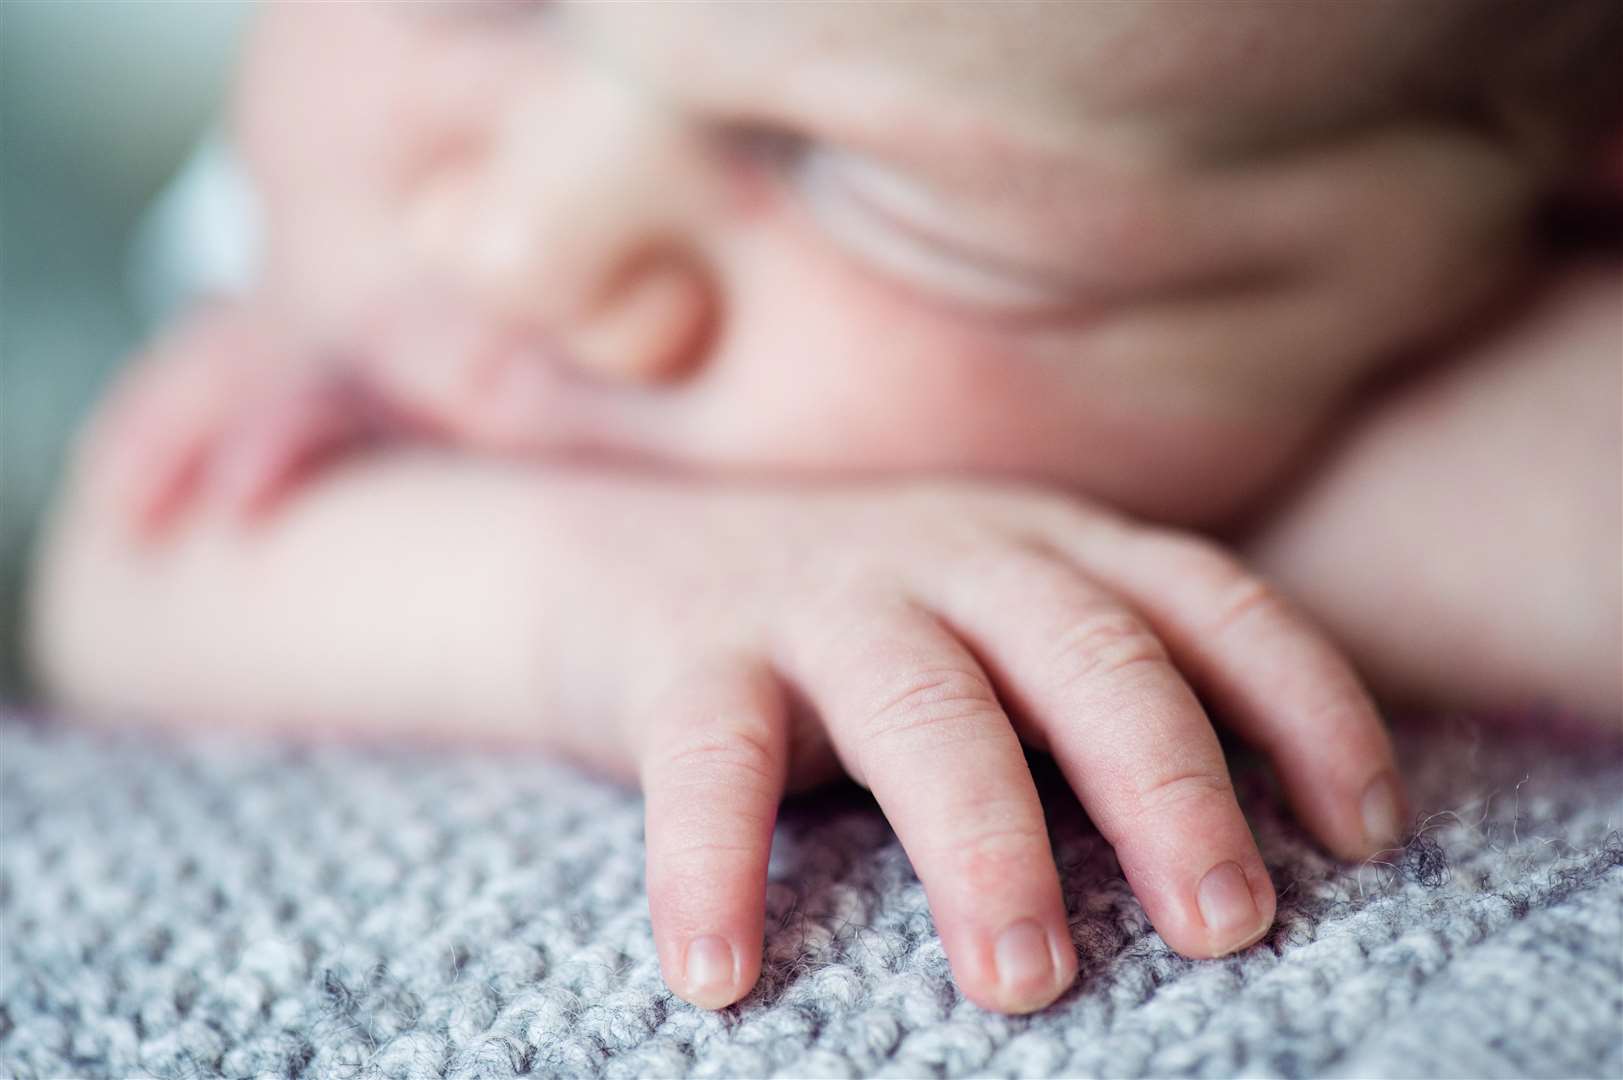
[1197,861,1266,952]
[683,935,736,1003]
[994,919,1058,1001]
[1361,772,1406,851]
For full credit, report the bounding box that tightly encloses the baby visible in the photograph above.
[29,1,1622,1016]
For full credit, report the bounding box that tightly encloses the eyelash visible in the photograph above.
[763,138,1074,316]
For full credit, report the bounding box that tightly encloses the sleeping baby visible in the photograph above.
[29,1,1621,1015]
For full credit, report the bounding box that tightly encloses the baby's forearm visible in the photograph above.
[29,453,627,766]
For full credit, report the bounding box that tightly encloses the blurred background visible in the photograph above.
[0,0,249,691]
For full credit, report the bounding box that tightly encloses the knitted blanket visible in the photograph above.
[3,709,1620,1079]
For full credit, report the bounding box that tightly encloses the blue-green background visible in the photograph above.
[1,0,248,691]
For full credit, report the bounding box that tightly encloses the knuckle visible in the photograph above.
[656,833,762,863]
[942,817,1053,883]
[1134,769,1234,821]
[1090,768,1234,845]
[1209,574,1292,639]
[1151,531,1296,637]
[1048,608,1169,687]
[951,813,1051,859]
[652,723,782,794]
[858,667,1000,747]
[1303,675,1384,741]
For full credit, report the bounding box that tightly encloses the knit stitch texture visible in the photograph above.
[2,709,1620,1079]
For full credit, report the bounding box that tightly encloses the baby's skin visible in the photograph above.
[31,1,1622,1015]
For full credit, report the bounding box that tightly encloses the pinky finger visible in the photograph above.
[1078,529,1404,859]
[639,658,789,1009]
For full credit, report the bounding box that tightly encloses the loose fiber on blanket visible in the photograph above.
[2,710,1620,1079]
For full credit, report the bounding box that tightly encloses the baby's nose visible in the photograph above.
[406,70,718,385]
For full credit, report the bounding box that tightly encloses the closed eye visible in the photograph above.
[718,130,1075,319]
[791,144,1080,314]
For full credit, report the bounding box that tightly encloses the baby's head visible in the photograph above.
[234,1,1619,524]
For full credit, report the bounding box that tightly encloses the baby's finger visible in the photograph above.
[932,553,1274,959]
[789,601,1076,1014]
[639,658,788,1010]
[81,304,282,537]
[1081,529,1405,859]
[87,335,244,536]
[205,373,389,519]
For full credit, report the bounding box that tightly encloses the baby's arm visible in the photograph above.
[1244,264,1621,726]
[36,335,1406,1014]
[31,450,625,762]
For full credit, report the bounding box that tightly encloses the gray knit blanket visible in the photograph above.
[3,709,1620,1079]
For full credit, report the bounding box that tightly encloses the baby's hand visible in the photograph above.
[578,482,1403,1012]
[85,288,522,535]
[82,300,407,534]
[87,290,576,535]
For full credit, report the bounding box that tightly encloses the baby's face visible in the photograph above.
[237,0,1533,523]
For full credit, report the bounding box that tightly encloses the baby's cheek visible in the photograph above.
[706,228,1292,524]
